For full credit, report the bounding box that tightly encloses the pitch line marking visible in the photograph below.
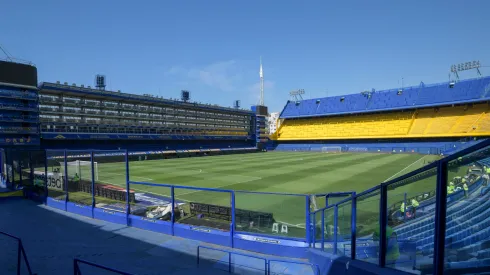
[383,155,426,182]
[101,172,153,181]
[277,221,306,229]
[175,176,263,197]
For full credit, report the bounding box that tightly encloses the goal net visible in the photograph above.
[65,160,99,181]
[321,146,342,153]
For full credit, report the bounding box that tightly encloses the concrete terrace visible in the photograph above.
[0,199,312,275]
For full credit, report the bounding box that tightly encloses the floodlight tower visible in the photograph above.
[289,89,305,101]
[450,60,482,81]
[259,57,264,106]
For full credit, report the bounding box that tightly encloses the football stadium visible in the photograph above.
[2,56,490,275]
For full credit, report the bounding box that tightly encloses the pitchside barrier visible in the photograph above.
[0,231,34,275]
[4,144,490,275]
[74,258,135,275]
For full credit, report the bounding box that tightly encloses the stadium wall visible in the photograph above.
[268,139,482,155]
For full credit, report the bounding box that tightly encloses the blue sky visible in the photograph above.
[1,1,489,112]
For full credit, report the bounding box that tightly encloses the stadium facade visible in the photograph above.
[38,81,260,151]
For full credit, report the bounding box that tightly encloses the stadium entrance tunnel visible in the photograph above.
[3,142,490,274]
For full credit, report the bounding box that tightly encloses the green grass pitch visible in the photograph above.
[61,151,451,238]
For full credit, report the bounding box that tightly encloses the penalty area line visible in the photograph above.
[277,221,306,229]
[383,155,426,182]
[176,177,263,197]
[101,172,154,181]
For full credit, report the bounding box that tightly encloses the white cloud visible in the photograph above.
[166,60,242,92]
[164,60,278,108]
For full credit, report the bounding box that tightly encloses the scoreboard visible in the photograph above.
[0,60,37,87]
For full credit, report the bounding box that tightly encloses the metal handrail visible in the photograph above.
[197,245,267,274]
[73,258,135,275]
[267,259,320,275]
[0,231,34,275]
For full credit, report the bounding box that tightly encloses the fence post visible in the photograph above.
[305,195,311,245]
[73,259,78,275]
[379,184,388,267]
[125,150,130,225]
[90,151,95,209]
[64,150,68,209]
[403,192,407,221]
[321,209,325,251]
[333,205,338,255]
[171,186,175,236]
[0,149,3,175]
[351,193,357,260]
[230,191,235,248]
[228,252,232,273]
[312,213,316,247]
[44,151,48,203]
[196,246,200,266]
[18,154,22,189]
[17,240,21,275]
[434,160,448,275]
[29,152,34,186]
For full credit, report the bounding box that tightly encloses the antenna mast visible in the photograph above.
[259,57,264,106]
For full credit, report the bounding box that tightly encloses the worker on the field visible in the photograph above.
[400,202,406,218]
[73,173,80,182]
[411,198,419,217]
[463,182,469,198]
[447,182,455,195]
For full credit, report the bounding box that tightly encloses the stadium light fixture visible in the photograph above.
[289,89,305,101]
[450,60,482,80]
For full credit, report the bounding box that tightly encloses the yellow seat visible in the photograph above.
[275,103,490,140]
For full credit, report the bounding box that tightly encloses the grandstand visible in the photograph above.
[275,76,490,141]
[38,81,256,151]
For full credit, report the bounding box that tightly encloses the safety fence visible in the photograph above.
[2,142,490,275]
[196,245,320,275]
[73,259,135,275]
[0,231,34,275]
[309,139,490,275]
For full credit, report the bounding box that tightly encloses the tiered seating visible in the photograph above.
[278,112,414,140]
[277,103,490,140]
[280,76,490,118]
[394,179,490,268]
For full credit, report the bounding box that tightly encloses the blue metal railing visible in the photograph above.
[73,258,135,275]
[0,231,34,275]
[9,139,490,275]
[267,259,320,275]
[197,245,267,274]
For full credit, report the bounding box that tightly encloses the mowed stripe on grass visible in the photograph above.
[86,152,438,226]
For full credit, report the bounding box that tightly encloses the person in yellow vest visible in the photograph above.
[463,182,469,198]
[411,198,419,217]
[448,182,455,195]
[400,202,406,218]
